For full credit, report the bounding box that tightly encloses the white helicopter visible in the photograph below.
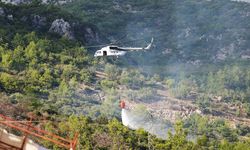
[94,38,154,57]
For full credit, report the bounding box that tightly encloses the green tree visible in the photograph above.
[25,41,37,60]
[1,51,13,69]
[219,140,234,150]
[59,115,93,149]
[166,78,175,89]
[108,119,131,149]
[234,141,250,150]
[12,33,25,47]
[171,79,197,98]
[24,32,38,43]
[100,79,117,89]
[166,121,195,150]
[0,73,23,92]
[12,46,26,71]
[104,64,120,81]
[120,69,145,89]
[61,65,78,81]
[39,67,54,88]
[58,80,71,97]
[80,69,92,84]
[135,129,149,149]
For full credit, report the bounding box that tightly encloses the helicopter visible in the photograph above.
[94,38,154,57]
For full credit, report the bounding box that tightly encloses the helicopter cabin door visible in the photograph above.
[103,51,107,56]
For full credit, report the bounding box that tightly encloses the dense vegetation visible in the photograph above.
[41,115,250,149]
[0,1,98,116]
[62,0,250,64]
[0,0,250,149]
[164,64,250,116]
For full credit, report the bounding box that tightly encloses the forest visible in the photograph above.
[0,0,250,149]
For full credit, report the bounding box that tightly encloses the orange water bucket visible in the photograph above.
[120,100,125,109]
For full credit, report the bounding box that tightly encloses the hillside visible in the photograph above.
[0,0,250,149]
[62,0,250,65]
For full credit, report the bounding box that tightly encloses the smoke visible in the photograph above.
[121,108,172,139]
[101,0,250,139]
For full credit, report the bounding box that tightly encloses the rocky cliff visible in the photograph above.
[0,2,101,44]
[0,0,72,5]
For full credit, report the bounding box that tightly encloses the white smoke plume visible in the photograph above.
[121,107,172,139]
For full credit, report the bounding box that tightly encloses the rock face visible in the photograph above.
[0,4,100,43]
[0,7,5,16]
[113,1,138,13]
[49,19,74,39]
[32,15,47,29]
[7,14,13,20]
[83,27,100,43]
[241,51,250,59]
[0,0,30,5]
[1,0,72,5]
[56,0,72,5]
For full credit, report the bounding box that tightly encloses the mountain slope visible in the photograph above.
[0,1,101,46]
[62,0,250,65]
[0,1,250,149]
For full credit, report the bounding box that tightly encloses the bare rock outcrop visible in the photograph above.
[0,7,5,16]
[7,14,13,20]
[1,0,30,5]
[241,50,250,59]
[112,1,139,13]
[49,19,74,40]
[1,0,72,5]
[32,15,47,29]
[83,27,100,43]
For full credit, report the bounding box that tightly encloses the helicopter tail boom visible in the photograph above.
[144,38,154,50]
[118,37,154,51]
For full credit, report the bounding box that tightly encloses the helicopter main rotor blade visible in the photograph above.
[83,44,108,48]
